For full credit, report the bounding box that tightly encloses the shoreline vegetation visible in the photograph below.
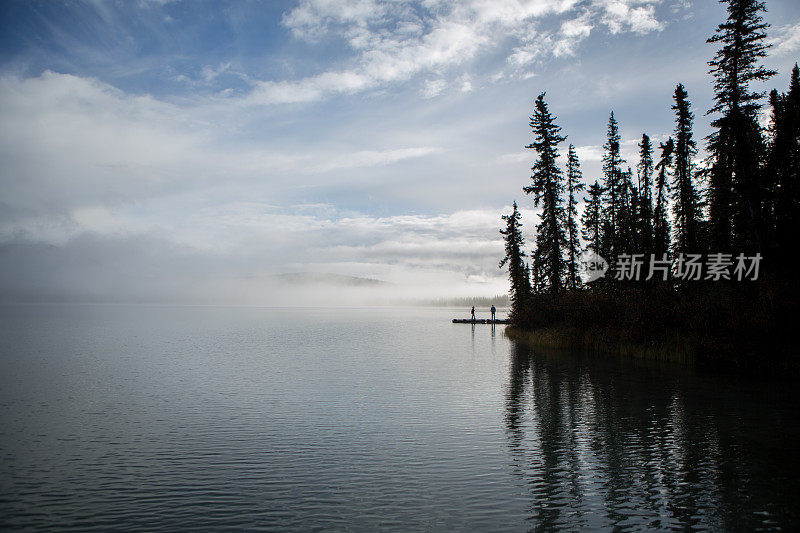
[498,0,799,375]
[504,327,697,365]
[504,280,799,374]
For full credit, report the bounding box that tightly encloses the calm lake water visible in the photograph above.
[1,304,798,531]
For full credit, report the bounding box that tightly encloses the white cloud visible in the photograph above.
[421,79,447,98]
[242,70,375,104]
[281,0,389,41]
[561,12,593,38]
[0,71,205,217]
[575,144,604,162]
[498,151,532,164]
[552,12,594,56]
[228,0,669,104]
[201,62,232,82]
[0,72,442,241]
[310,146,443,172]
[1,70,517,298]
[598,0,663,34]
[768,21,800,56]
[575,136,667,162]
[209,204,541,286]
[504,0,661,71]
[507,39,550,68]
[242,0,591,105]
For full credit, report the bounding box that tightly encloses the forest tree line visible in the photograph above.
[501,0,799,322]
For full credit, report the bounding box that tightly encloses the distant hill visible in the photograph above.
[274,272,391,287]
[407,295,510,308]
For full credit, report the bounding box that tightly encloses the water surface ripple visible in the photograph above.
[0,304,797,530]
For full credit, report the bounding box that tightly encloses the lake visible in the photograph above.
[1,304,798,530]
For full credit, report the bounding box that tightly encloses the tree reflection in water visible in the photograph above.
[505,341,800,531]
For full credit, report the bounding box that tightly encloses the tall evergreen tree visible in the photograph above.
[765,64,800,276]
[565,145,585,290]
[582,181,604,258]
[601,112,626,262]
[654,138,674,259]
[521,262,534,298]
[524,93,567,293]
[619,166,638,253]
[671,84,701,254]
[499,202,530,313]
[530,250,546,295]
[706,0,776,252]
[637,134,655,257]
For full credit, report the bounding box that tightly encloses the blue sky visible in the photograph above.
[1,0,799,303]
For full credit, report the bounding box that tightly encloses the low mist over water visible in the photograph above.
[1,305,797,530]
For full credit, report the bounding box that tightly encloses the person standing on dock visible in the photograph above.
[490,305,496,322]
[471,306,475,321]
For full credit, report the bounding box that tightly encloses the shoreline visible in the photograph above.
[504,326,697,364]
[504,323,798,377]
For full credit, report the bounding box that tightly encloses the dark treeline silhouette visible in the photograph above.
[499,0,799,371]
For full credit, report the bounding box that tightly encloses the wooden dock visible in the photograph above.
[452,319,508,324]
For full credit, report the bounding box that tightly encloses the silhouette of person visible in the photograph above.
[491,305,496,322]
[471,306,475,321]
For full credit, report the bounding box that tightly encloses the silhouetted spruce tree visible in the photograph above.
[499,202,530,313]
[671,84,701,254]
[619,166,638,254]
[582,181,604,257]
[565,144,585,290]
[707,0,776,252]
[524,93,567,293]
[765,64,800,276]
[766,88,784,237]
[654,138,674,259]
[521,261,533,299]
[530,250,546,294]
[601,112,626,263]
[637,134,655,257]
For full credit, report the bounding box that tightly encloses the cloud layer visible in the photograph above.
[1,0,798,303]
[244,0,666,104]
